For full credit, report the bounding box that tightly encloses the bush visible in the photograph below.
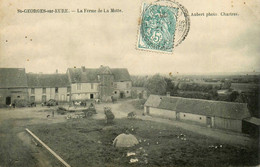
[104,107,115,124]
[13,99,29,107]
[131,99,146,110]
[58,106,67,111]
[57,110,66,115]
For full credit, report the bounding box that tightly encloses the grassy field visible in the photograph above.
[0,118,62,167]
[231,83,259,92]
[0,118,38,167]
[0,107,67,167]
[28,118,258,167]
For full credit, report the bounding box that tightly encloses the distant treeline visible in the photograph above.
[203,75,259,84]
[131,74,260,118]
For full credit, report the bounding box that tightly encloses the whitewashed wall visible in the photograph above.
[214,117,242,132]
[28,87,68,102]
[179,112,207,124]
[149,107,176,120]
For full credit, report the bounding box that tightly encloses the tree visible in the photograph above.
[164,77,176,95]
[229,91,239,102]
[145,74,167,95]
[222,80,232,89]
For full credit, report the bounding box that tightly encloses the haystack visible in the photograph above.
[113,133,139,148]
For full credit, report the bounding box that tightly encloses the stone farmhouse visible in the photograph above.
[0,68,28,105]
[0,66,132,105]
[27,73,70,103]
[144,94,251,132]
[67,66,132,101]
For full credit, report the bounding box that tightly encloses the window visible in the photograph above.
[184,114,186,117]
[30,96,35,102]
[17,96,20,98]
[91,83,94,89]
[42,88,46,94]
[114,91,117,94]
[55,87,58,93]
[90,94,94,99]
[126,91,129,94]
[67,86,71,92]
[77,83,81,90]
[31,88,35,94]
[199,117,202,120]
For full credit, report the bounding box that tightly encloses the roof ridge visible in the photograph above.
[152,94,247,105]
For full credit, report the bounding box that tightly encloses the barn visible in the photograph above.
[0,68,28,106]
[144,95,251,132]
[242,117,260,138]
[27,73,70,103]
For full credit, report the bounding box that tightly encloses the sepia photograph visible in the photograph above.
[0,0,259,166]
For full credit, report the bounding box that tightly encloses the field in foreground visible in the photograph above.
[29,118,258,167]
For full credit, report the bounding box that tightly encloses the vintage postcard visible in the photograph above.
[0,0,259,166]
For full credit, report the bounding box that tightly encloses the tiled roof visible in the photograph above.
[145,95,251,120]
[111,68,131,82]
[67,68,82,83]
[144,95,162,108]
[243,117,260,126]
[67,66,131,83]
[27,73,70,88]
[0,68,27,88]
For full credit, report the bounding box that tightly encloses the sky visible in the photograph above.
[0,0,259,75]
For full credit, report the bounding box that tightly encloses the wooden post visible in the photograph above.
[25,128,71,167]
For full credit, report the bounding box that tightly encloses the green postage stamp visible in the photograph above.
[137,0,190,53]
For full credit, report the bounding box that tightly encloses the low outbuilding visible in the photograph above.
[242,117,260,138]
[144,95,251,132]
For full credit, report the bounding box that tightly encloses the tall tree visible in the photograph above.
[145,74,167,95]
[164,77,176,95]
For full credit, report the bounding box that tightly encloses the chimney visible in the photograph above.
[166,92,170,97]
[81,66,85,72]
[56,69,58,74]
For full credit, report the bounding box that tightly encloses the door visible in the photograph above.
[30,96,35,102]
[176,112,180,120]
[61,94,65,101]
[146,106,150,114]
[206,117,212,127]
[138,93,143,99]
[120,92,124,98]
[55,94,59,101]
[42,95,47,102]
[6,97,11,105]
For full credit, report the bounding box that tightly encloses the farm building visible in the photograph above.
[0,66,132,105]
[242,117,260,138]
[27,73,70,103]
[0,68,29,106]
[144,95,251,132]
[67,66,132,101]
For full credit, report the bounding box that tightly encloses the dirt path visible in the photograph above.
[0,107,66,167]
[17,132,55,167]
[139,115,254,147]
